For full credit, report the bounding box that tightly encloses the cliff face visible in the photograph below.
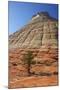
[9,12,58,88]
[9,12,58,49]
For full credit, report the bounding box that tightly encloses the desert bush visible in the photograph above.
[22,51,34,76]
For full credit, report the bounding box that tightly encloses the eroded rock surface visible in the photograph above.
[9,12,58,49]
[9,12,58,88]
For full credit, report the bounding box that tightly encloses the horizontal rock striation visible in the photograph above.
[9,12,58,88]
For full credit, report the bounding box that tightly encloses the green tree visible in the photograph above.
[23,51,34,76]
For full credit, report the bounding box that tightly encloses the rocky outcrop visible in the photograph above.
[9,12,58,88]
[9,12,58,49]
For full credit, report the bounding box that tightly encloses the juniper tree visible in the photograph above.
[23,51,34,76]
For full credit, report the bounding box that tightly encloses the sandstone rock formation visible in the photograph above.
[9,12,58,88]
[9,12,58,49]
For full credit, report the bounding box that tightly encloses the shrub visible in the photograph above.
[22,51,34,76]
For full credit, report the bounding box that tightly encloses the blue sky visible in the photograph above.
[8,1,58,34]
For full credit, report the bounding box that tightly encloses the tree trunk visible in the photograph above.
[27,64,31,76]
